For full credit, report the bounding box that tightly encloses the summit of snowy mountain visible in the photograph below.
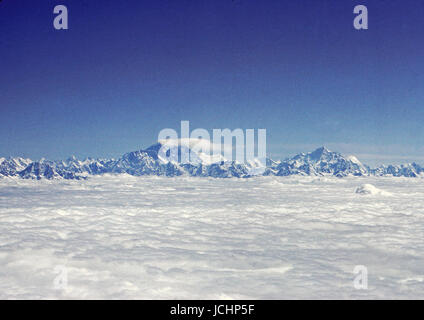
[306,146,332,161]
[293,146,341,163]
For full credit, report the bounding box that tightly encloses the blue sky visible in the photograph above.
[1,0,423,166]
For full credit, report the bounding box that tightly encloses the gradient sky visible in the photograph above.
[1,0,423,165]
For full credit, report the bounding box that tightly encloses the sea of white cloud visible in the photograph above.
[0,175,423,299]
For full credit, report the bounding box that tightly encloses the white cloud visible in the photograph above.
[1,175,423,299]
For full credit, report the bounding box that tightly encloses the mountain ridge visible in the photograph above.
[1,143,423,179]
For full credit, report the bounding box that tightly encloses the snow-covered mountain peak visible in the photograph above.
[66,155,78,163]
[275,147,369,177]
[292,146,336,163]
[0,157,33,177]
[312,146,331,156]
[309,146,334,159]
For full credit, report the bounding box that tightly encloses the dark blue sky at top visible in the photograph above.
[1,0,423,165]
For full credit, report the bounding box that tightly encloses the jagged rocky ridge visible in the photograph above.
[1,144,423,180]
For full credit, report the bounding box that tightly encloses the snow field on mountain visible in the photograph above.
[0,175,423,299]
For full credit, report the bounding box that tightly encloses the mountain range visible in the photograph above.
[1,143,423,180]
